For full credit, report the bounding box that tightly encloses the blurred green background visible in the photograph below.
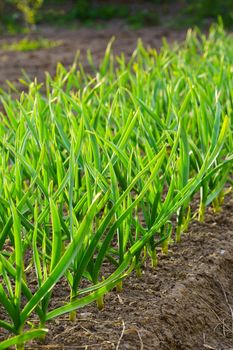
[0,0,232,33]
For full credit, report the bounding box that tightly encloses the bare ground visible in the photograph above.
[0,22,186,90]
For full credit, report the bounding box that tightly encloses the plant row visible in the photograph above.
[0,23,232,349]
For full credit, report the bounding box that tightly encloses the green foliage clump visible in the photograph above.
[184,0,233,26]
[0,0,232,33]
[1,37,61,51]
[0,0,44,32]
[14,0,43,27]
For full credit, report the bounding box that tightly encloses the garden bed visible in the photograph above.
[0,18,232,350]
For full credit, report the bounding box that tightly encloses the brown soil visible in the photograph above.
[0,22,186,90]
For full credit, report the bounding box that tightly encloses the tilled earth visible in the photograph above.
[0,22,186,90]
